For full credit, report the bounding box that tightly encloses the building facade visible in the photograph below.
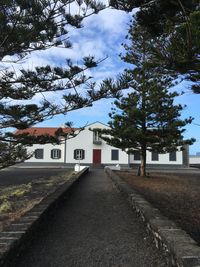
[16,122,189,168]
[189,154,200,168]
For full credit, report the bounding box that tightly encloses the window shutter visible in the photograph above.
[152,151,159,161]
[51,149,61,159]
[74,149,84,160]
[40,149,44,159]
[74,150,77,159]
[58,149,61,159]
[169,151,176,161]
[134,151,140,160]
[35,149,44,159]
[111,150,119,160]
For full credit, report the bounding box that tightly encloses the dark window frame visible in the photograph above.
[51,149,61,159]
[35,149,44,159]
[169,151,177,161]
[74,149,85,160]
[152,151,159,161]
[133,151,141,161]
[111,149,119,161]
[93,131,101,142]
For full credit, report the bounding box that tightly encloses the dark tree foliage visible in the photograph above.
[97,21,195,176]
[110,0,200,92]
[0,0,121,167]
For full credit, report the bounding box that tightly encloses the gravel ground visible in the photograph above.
[15,169,168,267]
[0,169,73,232]
[0,168,68,186]
[117,169,200,245]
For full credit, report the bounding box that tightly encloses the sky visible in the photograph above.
[34,6,134,128]
[4,2,200,155]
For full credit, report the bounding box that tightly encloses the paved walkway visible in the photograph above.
[15,170,168,267]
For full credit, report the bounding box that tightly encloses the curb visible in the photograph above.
[105,168,200,267]
[0,167,89,267]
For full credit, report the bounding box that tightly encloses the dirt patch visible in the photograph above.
[116,170,200,245]
[0,170,73,232]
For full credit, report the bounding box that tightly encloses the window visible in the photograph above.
[111,150,119,161]
[133,151,140,161]
[51,149,61,159]
[35,149,44,159]
[152,151,159,161]
[93,131,102,144]
[93,131,101,142]
[169,151,176,161]
[74,149,85,160]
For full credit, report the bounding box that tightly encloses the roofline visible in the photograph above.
[15,122,109,132]
[85,121,109,128]
[20,127,66,129]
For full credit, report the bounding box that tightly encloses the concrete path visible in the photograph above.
[15,169,168,267]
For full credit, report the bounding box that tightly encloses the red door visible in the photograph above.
[93,149,101,164]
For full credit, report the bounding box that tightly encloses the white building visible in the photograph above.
[16,121,189,168]
[189,154,200,167]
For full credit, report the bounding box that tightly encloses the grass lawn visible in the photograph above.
[0,169,73,231]
[116,170,200,245]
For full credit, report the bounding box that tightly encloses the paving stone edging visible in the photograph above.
[105,168,200,267]
[0,167,89,267]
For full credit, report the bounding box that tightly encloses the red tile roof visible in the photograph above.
[15,127,76,137]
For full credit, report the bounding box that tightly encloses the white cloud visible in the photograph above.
[84,8,130,35]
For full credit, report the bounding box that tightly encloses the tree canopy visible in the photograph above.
[110,0,200,92]
[98,19,195,176]
[0,0,120,167]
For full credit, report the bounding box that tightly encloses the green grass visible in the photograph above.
[0,200,12,213]
[0,170,74,214]
[11,183,32,197]
[0,183,32,213]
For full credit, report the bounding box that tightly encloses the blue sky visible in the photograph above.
[9,4,200,155]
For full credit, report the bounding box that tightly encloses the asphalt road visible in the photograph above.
[0,168,69,186]
[14,169,168,267]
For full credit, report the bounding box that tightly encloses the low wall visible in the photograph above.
[0,167,89,267]
[105,168,200,267]
[189,156,200,168]
[190,156,200,165]
[14,162,129,169]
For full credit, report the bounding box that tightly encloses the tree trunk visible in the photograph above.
[140,146,146,177]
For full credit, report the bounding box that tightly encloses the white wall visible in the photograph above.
[190,156,200,164]
[66,122,128,165]
[26,142,65,163]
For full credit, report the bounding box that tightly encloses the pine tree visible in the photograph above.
[0,1,121,167]
[110,0,200,92]
[98,22,195,176]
